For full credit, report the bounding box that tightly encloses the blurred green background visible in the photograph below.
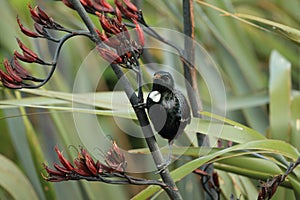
[0,0,299,199]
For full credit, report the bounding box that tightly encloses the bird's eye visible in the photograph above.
[161,75,169,81]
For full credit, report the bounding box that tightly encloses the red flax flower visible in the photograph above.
[0,59,23,89]
[0,57,43,89]
[17,16,40,38]
[28,4,64,30]
[95,11,144,67]
[0,38,51,89]
[43,143,127,182]
[114,0,140,20]
[104,141,127,172]
[0,4,68,89]
[15,38,46,64]
[17,16,52,40]
[96,47,123,64]
[62,0,114,14]
[16,5,66,43]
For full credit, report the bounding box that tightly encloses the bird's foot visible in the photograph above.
[133,102,146,109]
[155,159,171,174]
[155,163,168,174]
[155,144,174,174]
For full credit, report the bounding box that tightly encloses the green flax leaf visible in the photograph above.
[0,154,39,200]
[269,50,292,141]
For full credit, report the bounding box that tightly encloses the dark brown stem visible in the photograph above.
[182,0,202,117]
[73,173,167,187]
[69,0,183,199]
[182,0,219,199]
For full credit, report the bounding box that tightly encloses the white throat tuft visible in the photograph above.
[148,91,161,103]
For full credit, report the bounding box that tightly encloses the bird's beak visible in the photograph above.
[154,73,161,79]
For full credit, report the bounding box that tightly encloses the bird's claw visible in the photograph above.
[155,163,168,174]
[133,102,146,109]
[155,159,171,174]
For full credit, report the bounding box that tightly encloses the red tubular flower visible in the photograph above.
[54,146,74,171]
[16,38,38,60]
[36,6,52,24]
[17,16,40,38]
[33,23,47,36]
[114,0,139,20]
[0,56,45,89]
[0,80,22,89]
[43,163,65,177]
[123,0,138,13]
[0,59,23,89]
[96,29,124,48]
[14,50,36,63]
[80,0,93,7]
[96,0,114,12]
[79,148,97,175]
[28,5,53,25]
[96,12,121,36]
[95,3,144,67]
[28,4,64,31]
[62,0,74,9]
[33,23,44,35]
[42,147,75,182]
[96,12,130,43]
[15,38,46,64]
[43,143,127,182]
[97,47,123,64]
[29,4,46,25]
[3,59,22,83]
[76,147,111,175]
[12,56,29,78]
[85,0,115,13]
[63,0,114,14]
[105,141,127,172]
[115,6,122,22]
[53,163,71,174]
[73,158,92,177]
[133,19,144,47]
[0,69,14,84]
[92,4,114,13]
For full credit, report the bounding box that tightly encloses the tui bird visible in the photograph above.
[146,71,191,164]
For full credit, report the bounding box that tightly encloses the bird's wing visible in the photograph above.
[174,89,191,124]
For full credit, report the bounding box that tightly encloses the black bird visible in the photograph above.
[146,71,191,163]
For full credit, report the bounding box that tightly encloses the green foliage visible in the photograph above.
[0,154,39,200]
[0,0,299,199]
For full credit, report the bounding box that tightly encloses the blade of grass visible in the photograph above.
[14,91,56,200]
[269,50,292,141]
[3,108,46,200]
[0,154,39,200]
[226,91,269,111]
[186,118,265,144]
[19,89,131,110]
[234,13,300,44]
[291,94,300,149]
[194,0,269,133]
[132,139,299,199]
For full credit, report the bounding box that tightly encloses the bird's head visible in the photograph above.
[152,71,174,92]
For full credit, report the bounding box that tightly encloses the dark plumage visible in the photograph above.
[146,71,191,146]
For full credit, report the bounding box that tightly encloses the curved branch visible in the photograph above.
[25,31,92,88]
